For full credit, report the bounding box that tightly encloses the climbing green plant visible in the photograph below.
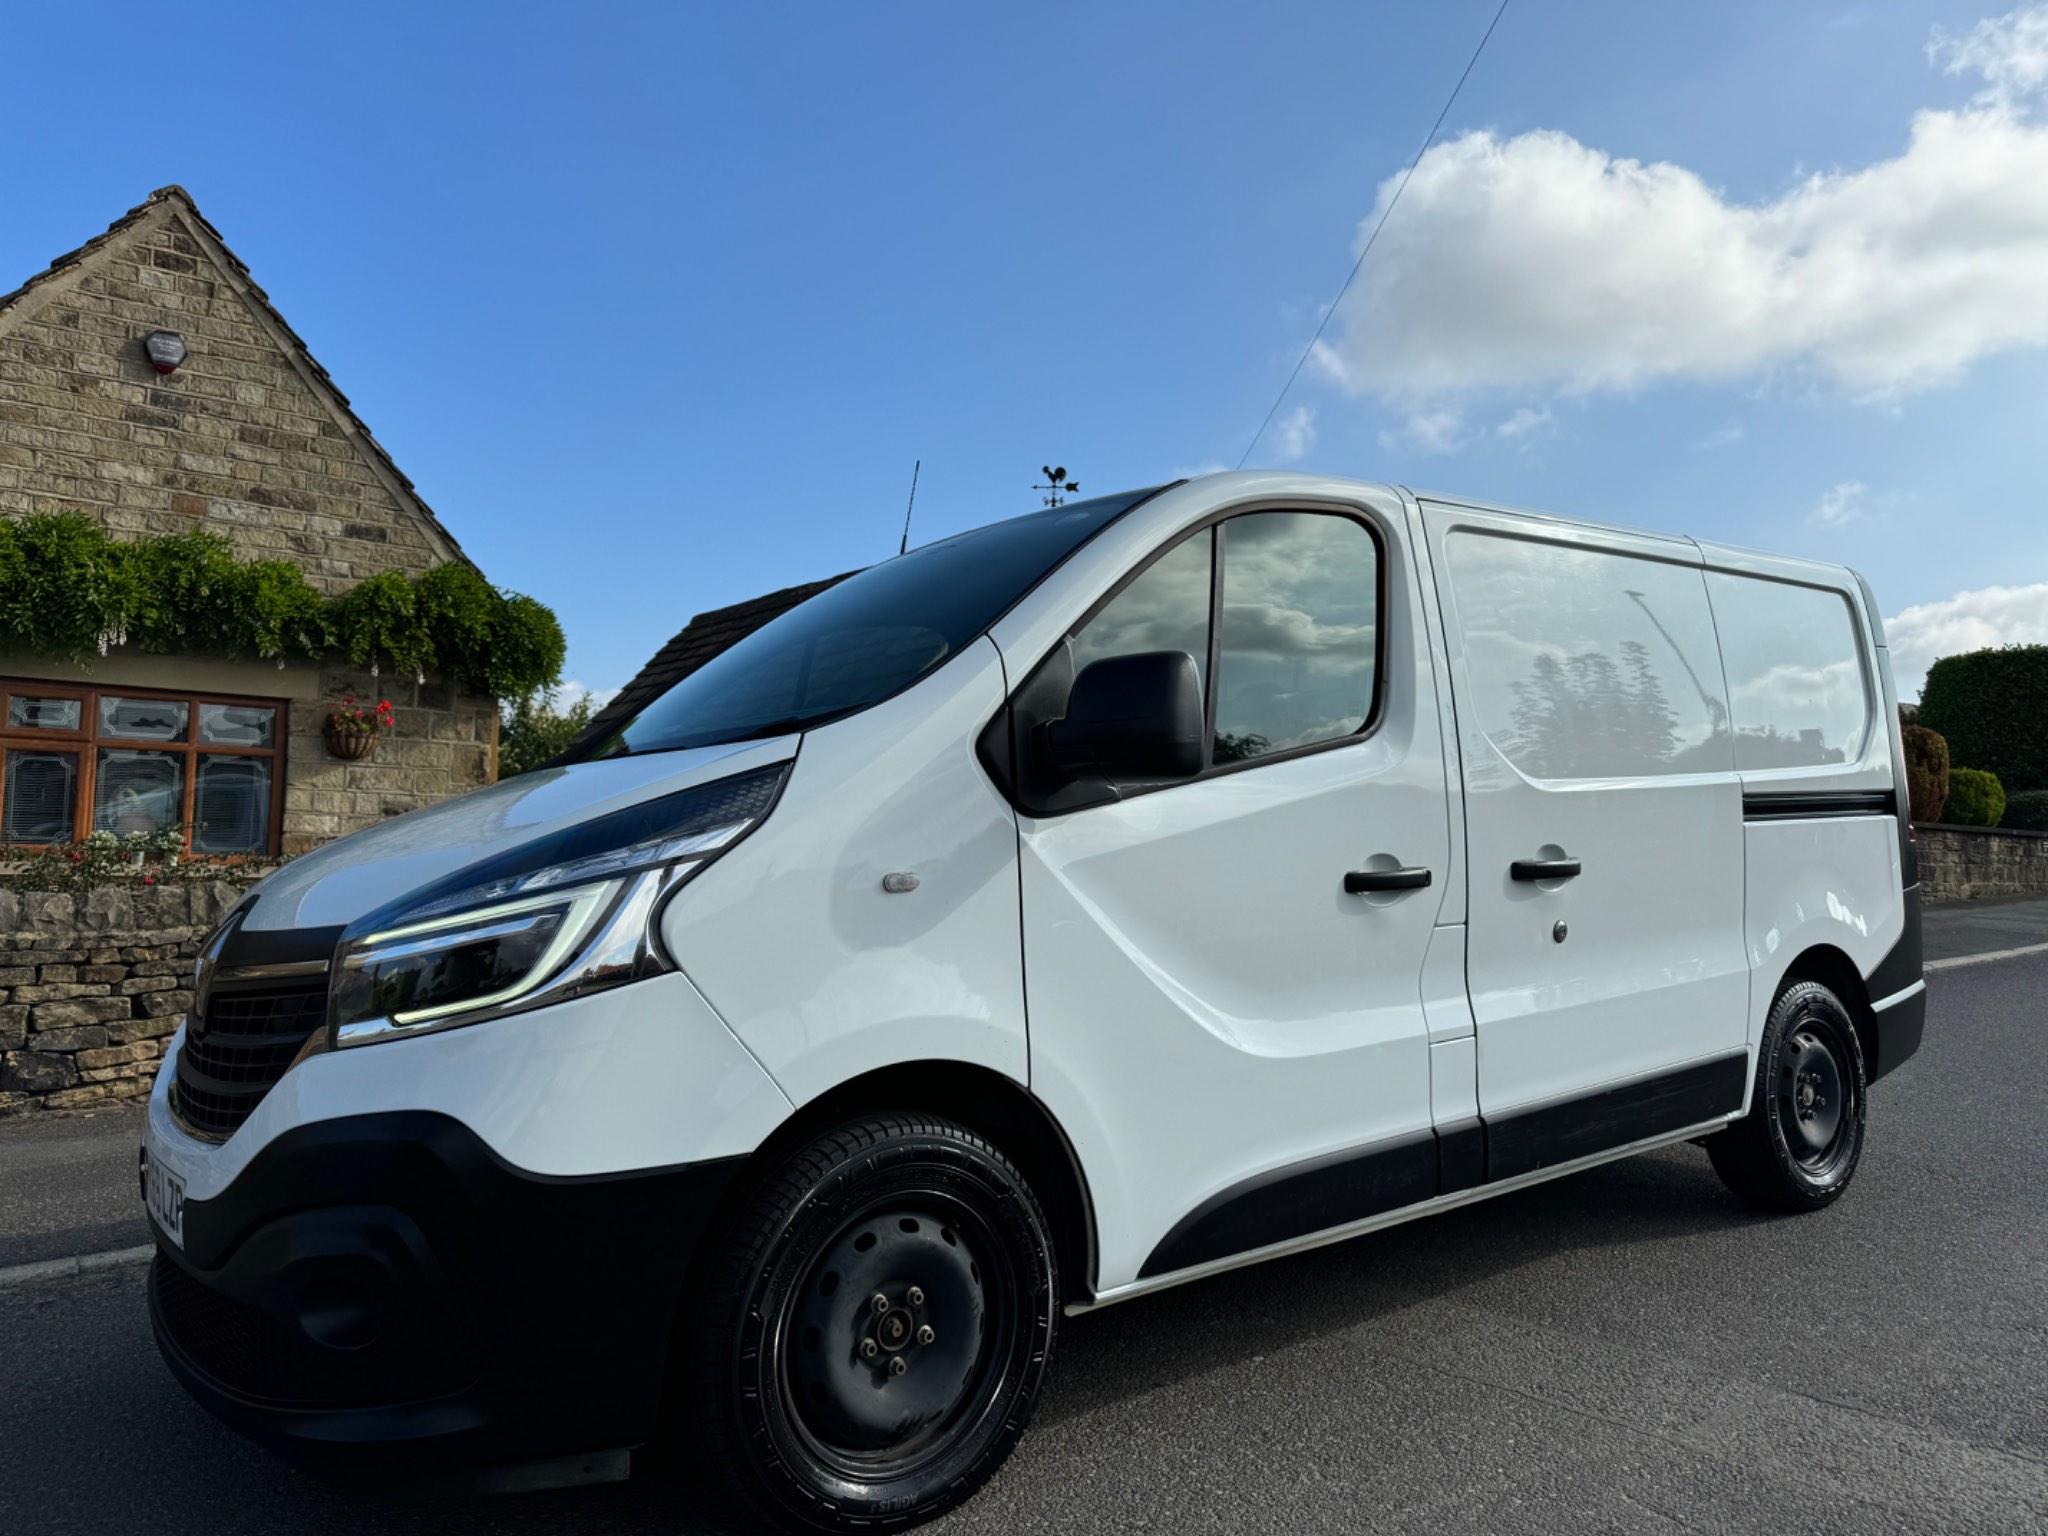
[0,513,563,696]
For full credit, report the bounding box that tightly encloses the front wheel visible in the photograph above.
[688,1114,1059,1533]
[1708,978,1868,1211]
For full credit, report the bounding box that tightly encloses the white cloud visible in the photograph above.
[1273,403,1317,461]
[1931,4,2048,104]
[1885,582,2048,698]
[552,679,619,716]
[1496,405,1554,441]
[1810,481,1870,528]
[1314,6,2048,404]
[1379,405,1468,454]
[1695,422,1745,450]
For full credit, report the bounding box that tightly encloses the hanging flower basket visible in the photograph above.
[323,727,378,760]
[324,696,394,761]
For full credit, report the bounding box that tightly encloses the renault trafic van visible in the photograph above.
[141,472,1925,1531]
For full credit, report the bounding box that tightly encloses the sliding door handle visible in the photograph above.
[1344,866,1433,895]
[1510,858,1581,882]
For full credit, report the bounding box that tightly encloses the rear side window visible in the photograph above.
[1706,572,1870,770]
[1445,531,1732,780]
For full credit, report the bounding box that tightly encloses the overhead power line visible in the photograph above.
[1237,0,1513,469]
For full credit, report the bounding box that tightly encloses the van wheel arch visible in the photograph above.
[1778,944,1878,1080]
[692,1061,1098,1310]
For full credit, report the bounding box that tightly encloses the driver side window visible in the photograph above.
[1059,509,1381,789]
[1070,529,1214,704]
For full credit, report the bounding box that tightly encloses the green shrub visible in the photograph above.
[1901,724,1949,823]
[2002,789,2048,832]
[1943,767,2006,827]
[499,690,594,777]
[0,514,562,698]
[1918,646,2048,795]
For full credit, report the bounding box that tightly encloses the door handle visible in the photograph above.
[1510,858,1581,882]
[1344,866,1433,895]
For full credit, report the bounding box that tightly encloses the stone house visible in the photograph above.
[0,185,499,860]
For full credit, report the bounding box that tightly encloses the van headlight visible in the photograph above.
[328,762,786,1048]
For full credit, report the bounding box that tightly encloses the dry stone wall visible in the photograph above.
[0,883,241,1116]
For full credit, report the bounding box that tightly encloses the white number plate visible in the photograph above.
[143,1152,186,1249]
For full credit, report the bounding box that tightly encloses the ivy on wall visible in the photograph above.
[0,514,564,698]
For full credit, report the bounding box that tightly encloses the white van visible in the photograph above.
[140,472,1925,1531]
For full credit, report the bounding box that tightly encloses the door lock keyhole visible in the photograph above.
[1552,920,1568,944]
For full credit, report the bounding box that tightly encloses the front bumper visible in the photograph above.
[147,1109,742,1469]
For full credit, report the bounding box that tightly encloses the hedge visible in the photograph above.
[1918,645,2048,795]
[2002,789,2048,833]
[1901,723,1949,824]
[1943,767,2006,828]
[0,513,563,699]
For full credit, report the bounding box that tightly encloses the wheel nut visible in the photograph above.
[907,1286,924,1307]
[889,1356,908,1377]
[917,1325,935,1346]
[871,1293,890,1315]
[860,1338,879,1359]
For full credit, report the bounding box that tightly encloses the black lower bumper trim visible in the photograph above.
[1869,983,1927,1087]
[149,1111,743,1467]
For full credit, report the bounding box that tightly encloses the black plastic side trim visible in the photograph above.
[1434,1117,1486,1196]
[1135,1053,1751,1283]
[1742,790,1896,821]
[1485,1053,1748,1182]
[1137,1129,1437,1279]
[1865,883,1924,1004]
[1868,980,1927,1086]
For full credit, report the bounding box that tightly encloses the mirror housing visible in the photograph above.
[1045,651,1204,783]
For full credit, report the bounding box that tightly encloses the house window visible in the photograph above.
[0,680,286,855]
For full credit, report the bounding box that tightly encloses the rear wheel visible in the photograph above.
[689,1114,1058,1532]
[1709,979,1867,1211]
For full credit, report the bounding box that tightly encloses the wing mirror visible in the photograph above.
[1045,651,1204,783]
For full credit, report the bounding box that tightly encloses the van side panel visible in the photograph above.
[1425,505,1751,1118]
[1016,490,1450,1291]
[1698,554,1912,1074]
[1738,816,1905,1062]
[659,638,1031,1108]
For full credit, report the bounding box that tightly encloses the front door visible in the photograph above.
[1015,496,1452,1292]
[1423,503,1751,1175]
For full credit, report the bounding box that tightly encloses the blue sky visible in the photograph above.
[4,1,2044,702]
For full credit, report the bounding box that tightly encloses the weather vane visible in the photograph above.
[1034,465,1080,508]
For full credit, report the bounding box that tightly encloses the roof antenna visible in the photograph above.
[898,459,921,556]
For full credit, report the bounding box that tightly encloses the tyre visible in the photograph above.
[1708,978,1867,1212]
[689,1114,1059,1533]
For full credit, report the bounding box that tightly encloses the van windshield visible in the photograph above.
[590,487,1166,756]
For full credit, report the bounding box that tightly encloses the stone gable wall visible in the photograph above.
[0,198,498,850]
[0,202,448,589]
[0,883,243,1117]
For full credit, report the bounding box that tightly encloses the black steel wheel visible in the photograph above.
[688,1114,1058,1533]
[1709,978,1868,1211]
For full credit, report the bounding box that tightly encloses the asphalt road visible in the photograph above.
[0,1103,147,1268]
[3,940,2044,1534]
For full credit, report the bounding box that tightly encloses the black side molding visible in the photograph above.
[1136,1053,1750,1281]
[1138,1129,1438,1279]
[1742,789,1896,821]
[1484,1052,1748,1182]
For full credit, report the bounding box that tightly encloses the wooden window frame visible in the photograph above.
[0,677,289,856]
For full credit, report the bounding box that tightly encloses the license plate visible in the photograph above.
[143,1151,186,1249]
